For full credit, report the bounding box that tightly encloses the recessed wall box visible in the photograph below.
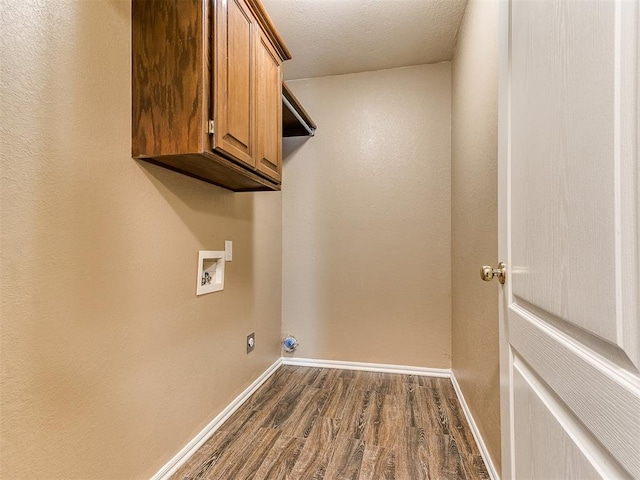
[196,250,225,295]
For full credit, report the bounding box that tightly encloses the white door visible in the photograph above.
[498,0,639,478]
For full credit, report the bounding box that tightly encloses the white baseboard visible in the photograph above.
[150,358,283,480]
[281,357,451,378]
[450,371,500,480]
[151,357,497,480]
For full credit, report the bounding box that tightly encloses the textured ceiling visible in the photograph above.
[262,0,468,80]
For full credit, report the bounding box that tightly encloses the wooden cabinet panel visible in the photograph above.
[213,0,255,168]
[132,0,207,157]
[255,32,282,182]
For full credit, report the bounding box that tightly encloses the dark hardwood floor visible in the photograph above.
[171,366,490,480]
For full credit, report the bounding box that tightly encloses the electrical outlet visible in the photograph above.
[246,332,255,354]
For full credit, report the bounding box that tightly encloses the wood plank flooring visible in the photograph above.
[171,366,490,480]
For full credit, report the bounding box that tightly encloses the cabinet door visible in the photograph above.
[254,29,282,182]
[213,0,255,168]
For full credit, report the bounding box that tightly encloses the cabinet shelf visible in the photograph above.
[282,82,317,137]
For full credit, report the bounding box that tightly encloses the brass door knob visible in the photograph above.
[481,262,506,284]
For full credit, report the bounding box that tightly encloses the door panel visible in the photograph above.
[510,311,640,476]
[500,0,639,478]
[255,32,282,182]
[513,364,602,480]
[213,0,255,167]
[510,0,617,343]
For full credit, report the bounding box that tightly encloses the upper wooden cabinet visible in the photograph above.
[132,0,291,191]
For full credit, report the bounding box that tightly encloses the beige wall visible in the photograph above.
[282,65,452,368]
[0,2,282,479]
[0,1,502,477]
[451,0,501,473]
